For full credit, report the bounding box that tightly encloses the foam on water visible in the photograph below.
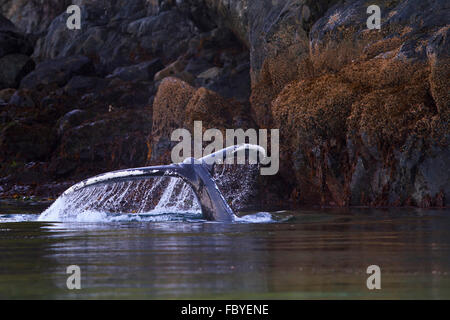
[234,212,275,223]
[0,214,38,223]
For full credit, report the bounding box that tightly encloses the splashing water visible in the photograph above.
[36,164,275,223]
[38,177,202,222]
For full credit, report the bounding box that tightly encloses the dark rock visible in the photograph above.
[0,88,15,101]
[34,5,196,73]
[0,54,35,89]
[127,10,197,63]
[20,55,94,90]
[0,0,72,34]
[0,15,33,59]
[0,0,448,208]
[8,89,35,107]
[106,59,164,82]
[0,121,56,162]
[49,109,153,178]
[56,109,90,137]
[64,76,107,96]
[0,11,17,32]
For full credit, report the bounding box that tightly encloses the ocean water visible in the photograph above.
[1,196,449,299]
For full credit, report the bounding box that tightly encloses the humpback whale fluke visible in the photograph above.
[62,144,266,222]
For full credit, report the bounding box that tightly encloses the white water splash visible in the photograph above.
[38,177,201,222]
[34,164,275,223]
[234,212,275,223]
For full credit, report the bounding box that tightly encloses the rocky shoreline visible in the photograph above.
[0,0,448,208]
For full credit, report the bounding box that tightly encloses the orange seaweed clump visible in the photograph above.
[344,58,446,146]
[272,73,358,144]
[185,87,235,130]
[152,77,196,133]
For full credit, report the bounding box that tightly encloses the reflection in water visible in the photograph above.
[0,203,450,299]
[41,222,272,299]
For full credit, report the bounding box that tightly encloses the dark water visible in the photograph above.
[0,200,449,299]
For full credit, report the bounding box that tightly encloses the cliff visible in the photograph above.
[0,0,448,208]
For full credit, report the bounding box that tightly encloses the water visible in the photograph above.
[1,197,449,299]
[38,178,203,223]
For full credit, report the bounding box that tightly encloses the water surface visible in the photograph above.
[1,200,449,299]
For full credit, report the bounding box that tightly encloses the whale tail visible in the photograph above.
[61,144,265,222]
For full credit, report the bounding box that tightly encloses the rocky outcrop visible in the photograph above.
[0,1,448,208]
[0,0,72,34]
[0,13,34,90]
[20,55,94,89]
[150,77,253,164]
[269,0,449,207]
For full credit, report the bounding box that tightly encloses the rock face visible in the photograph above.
[267,0,449,207]
[0,13,34,90]
[0,0,72,34]
[0,0,448,208]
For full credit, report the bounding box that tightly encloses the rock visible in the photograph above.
[49,109,152,178]
[197,67,221,80]
[20,55,94,90]
[199,61,250,102]
[8,89,35,107]
[0,11,17,32]
[0,0,448,208]
[64,75,154,110]
[106,59,164,82]
[63,75,107,96]
[0,0,72,34]
[56,109,90,137]
[0,54,35,89]
[0,14,33,59]
[154,59,195,85]
[154,59,187,81]
[150,75,254,164]
[0,14,35,89]
[427,26,450,115]
[0,88,15,102]
[127,10,197,62]
[34,5,196,73]
[0,121,56,162]
[185,87,234,129]
[150,77,196,163]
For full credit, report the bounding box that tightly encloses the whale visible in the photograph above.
[62,144,266,222]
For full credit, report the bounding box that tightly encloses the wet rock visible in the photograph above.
[0,11,17,31]
[0,15,35,90]
[0,88,15,102]
[127,10,197,63]
[0,13,33,58]
[0,0,448,207]
[49,109,152,178]
[154,59,191,82]
[184,27,251,102]
[56,109,90,137]
[20,55,94,90]
[197,66,221,80]
[0,121,56,162]
[0,54,35,89]
[8,89,35,107]
[34,5,196,73]
[0,0,72,34]
[106,59,164,82]
[63,75,107,96]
